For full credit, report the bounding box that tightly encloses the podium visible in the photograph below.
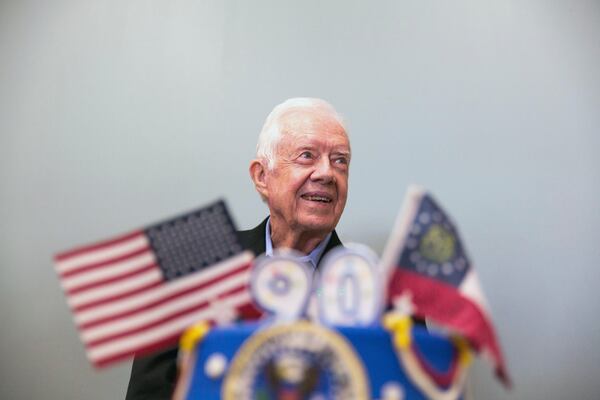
[174,316,470,400]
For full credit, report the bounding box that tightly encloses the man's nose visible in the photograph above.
[311,157,335,183]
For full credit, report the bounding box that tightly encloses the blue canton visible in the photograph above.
[397,194,471,287]
[145,200,243,281]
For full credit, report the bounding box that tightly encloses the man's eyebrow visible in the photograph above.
[332,150,351,158]
[294,145,316,152]
[292,143,350,157]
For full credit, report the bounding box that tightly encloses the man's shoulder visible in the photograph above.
[237,217,343,266]
[125,346,178,400]
[237,218,268,255]
[323,229,342,255]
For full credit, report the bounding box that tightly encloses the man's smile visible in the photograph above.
[300,191,334,204]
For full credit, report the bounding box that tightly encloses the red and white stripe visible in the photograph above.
[55,231,255,367]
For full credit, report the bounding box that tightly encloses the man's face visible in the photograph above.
[263,109,350,237]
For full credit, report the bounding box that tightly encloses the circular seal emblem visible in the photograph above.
[419,224,455,263]
[222,321,370,400]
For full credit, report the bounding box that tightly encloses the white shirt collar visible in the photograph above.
[264,217,332,269]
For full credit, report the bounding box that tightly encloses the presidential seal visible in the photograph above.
[222,321,370,400]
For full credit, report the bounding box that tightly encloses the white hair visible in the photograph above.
[256,98,346,169]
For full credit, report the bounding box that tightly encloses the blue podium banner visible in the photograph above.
[179,320,467,400]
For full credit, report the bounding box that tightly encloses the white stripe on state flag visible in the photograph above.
[88,290,252,363]
[56,233,149,274]
[61,252,156,290]
[458,268,491,314]
[80,270,250,343]
[67,269,163,308]
[73,252,254,325]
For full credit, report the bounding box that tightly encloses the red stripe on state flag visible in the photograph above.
[388,268,511,387]
[411,340,460,388]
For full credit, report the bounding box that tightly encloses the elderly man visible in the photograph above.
[125,98,350,399]
[241,97,350,263]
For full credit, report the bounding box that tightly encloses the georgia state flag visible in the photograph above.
[381,186,511,387]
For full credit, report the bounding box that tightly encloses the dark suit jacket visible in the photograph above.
[125,218,342,400]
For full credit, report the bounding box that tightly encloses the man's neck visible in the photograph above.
[269,221,329,255]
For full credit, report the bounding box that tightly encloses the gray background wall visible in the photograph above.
[1,1,599,399]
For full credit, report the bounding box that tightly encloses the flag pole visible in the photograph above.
[379,185,424,305]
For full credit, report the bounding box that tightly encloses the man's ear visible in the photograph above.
[249,159,269,200]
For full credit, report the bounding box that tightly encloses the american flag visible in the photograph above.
[381,186,511,387]
[54,200,257,368]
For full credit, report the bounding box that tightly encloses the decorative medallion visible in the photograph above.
[222,321,369,400]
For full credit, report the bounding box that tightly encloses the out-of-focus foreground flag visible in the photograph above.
[54,200,258,368]
[381,186,511,387]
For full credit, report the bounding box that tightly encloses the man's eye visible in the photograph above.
[334,157,348,165]
[300,151,314,159]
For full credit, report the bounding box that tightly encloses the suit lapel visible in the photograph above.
[237,217,268,256]
[237,217,342,269]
